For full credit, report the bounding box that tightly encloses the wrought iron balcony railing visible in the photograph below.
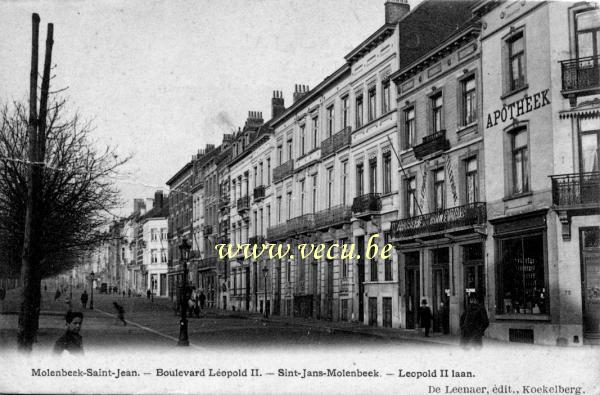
[561,55,600,95]
[550,172,600,208]
[351,193,382,215]
[266,222,288,241]
[412,130,450,160]
[199,256,218,269]
[237,195,250,212]
[218,196,230,210]
[391,202,486,239]
[253,185,266,201]
[321,126,352,157]
[273,160,294,183]
[249,235,266,246]
[315,205,352,229]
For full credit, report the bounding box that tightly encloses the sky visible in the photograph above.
[0,0,420,217]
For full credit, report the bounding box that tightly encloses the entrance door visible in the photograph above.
[368,297,378,326]
[581,227,600,338]
[432,248,450,334]
[357,236,365,322]
[463,243,485,309]
[405,252,420,329]
[160,274,166,296]
[383,297,392,327]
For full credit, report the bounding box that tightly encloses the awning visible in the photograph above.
[560,99,600,119]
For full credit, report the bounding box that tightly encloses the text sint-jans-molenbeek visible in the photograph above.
[215,233,392,261]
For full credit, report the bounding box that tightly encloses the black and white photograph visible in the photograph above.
[0,0,599,393]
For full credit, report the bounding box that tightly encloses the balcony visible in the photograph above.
[253,185,266,201]
[551,172,600,209]
[249,235,266,246]
[351,193,382,218]
[266,223,288,241]
[273,160,294,183]
[412,130,450,160]
[315,205,352,229]
[237,195,250,212]
[202,224,213,235]
[218,196,230,210]
[561,55,600,105]
[198,256,218,269]
[321,126,352,157]
[391,202,486,240]
[289,214,315,234]
[218,220,229,235]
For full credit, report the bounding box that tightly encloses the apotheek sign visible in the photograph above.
[486,89,551,129]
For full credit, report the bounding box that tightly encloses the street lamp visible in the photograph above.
[89,271,95,309]
[262,264,269,319]
[69,275,73,300]
[178,238,191,347]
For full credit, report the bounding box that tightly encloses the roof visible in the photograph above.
[344,24,397,64]
[139,204,169,222]
[165,161,192,186]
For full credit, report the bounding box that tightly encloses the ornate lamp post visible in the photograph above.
[178,238,191,346]
[262,264,269,319]
[89,271,95,309]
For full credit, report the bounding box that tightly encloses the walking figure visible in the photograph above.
[146,289,151,300]
[54,289,61,301]
[113,302,127,326]
[417,299,432,337]
[80,291,88,309]
[53,311,84,355]
[460,294,489,349]
[128,289,131,298]
[199,291,206,310]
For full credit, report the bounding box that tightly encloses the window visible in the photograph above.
[341,299,349,321]
[341,238,349,278]
[253,211,257,236]
[579,118,600,173]
[151,249,158,263]
[511,128,529,194]
[383,152,391,194]
[286,192,292,220]
[576,9,600,59]
[342,96,350,129]
[327,168,333,209]
[369,158,377,193]
[370,257,378,281]
[356,163,364,196]
[406,177,416,217]
[462,76,476,125]
[368,88,376,121]
[382,81,391,114]
[327,105,335,138]
[404,107,415,148]
[161,249,167,263]
[267,206,271,228]
[151,229,158,241]
[312,174,318,213]
[300,125,306,156]
[384,232,392,281]
[277,145,283,165]
[286,139,293,161]
[508,33,525,91]
[431,93,443,133]
[433,168,445,211]
[277,196,282,222]
[300,180,305,215]
[356,94,364,128]
[465,157,478,204]
[341,161,348,205]
[253,166,257,188]
[312,117,319,150]
[498,233,547,315]
[259,208,263,235]
[287,260,291,282]
[259,162,264,186]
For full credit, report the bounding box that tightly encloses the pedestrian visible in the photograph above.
[417,299,432,337]
[54,289,61,301]
[44,284,47,292]
[146,289,151,300]
[460,294,489,349]
[128,289,131,298]
[113,302,127,326]
[80,290,88,309]
[199,291,206,310]
[53,311,84,355]
[122,290,125,298]
[65,295,73,312]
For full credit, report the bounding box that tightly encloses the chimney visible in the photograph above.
[293,84,309,103]
[145,198,154,213]
[245,111,264,127]
[271,90,285,119]
[154,190,164,210]
[133,198,145,214]
[385,0,410,24]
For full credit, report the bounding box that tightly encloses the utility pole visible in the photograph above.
[18,14,54,351]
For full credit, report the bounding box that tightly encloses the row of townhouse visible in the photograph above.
[165,0,600,346]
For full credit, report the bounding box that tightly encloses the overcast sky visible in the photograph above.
[0,0,420,216]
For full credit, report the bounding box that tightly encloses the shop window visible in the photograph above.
[498,233,547,315]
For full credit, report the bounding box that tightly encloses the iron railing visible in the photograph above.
[550,172,600,207]
[412,130,450,160]
[391,202,487,239]
[237,195,250,212]
[273,160,294,183]
[351,193,382,214]
[249,235,266,246]
[561,55,600,93]
[218,196,230,209]
[266,222,288,241]
[315,205,352,228]
[199,256,218,269]
[253,185,266,201]
[321,126,352,157]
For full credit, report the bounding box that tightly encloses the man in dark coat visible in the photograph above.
[199,291,206,310]
[460,294,489,348]
[417,299,432,337]
[80,291,88,309]
[53,311,84,354]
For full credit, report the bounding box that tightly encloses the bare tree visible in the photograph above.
[0,98,129,350]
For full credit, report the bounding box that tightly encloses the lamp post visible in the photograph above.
[262,264,269,319]
[178,239,191,347]
[89,271,95,309]
[69,275,73,300]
